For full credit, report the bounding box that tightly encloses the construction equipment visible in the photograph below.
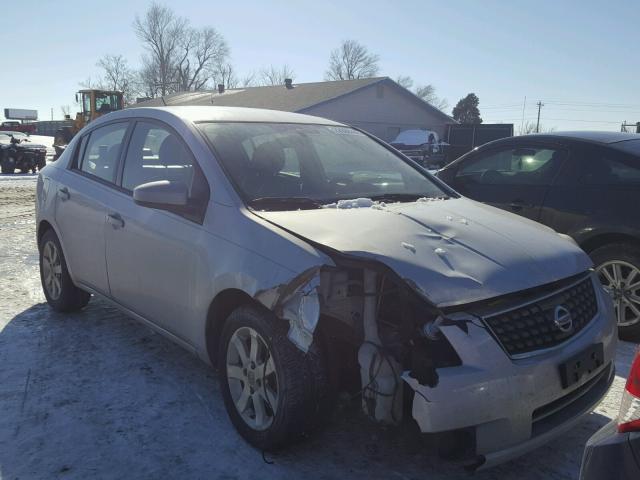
[53,89,124,157]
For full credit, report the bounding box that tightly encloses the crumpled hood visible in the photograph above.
[257,198,592,307]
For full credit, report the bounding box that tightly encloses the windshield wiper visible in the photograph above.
[248,196,325,211]
[368,193,448,203]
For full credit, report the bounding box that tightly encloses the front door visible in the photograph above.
[104,120,210,341]
[449,145,566,221]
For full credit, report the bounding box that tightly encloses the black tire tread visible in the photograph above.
[218,304,328,451]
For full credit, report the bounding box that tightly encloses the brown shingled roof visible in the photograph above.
[133,77,455,123]
[135,77,384,111]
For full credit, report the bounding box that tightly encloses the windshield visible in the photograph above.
[198,123,449,209]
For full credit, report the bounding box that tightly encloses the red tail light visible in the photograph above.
[617,348,640,433]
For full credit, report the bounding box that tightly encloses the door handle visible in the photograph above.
[509,200,525,211]
[107,212,125,229]
[58,187,70,201]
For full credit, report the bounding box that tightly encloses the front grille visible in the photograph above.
[483,277,598,357]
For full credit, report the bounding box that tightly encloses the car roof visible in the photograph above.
[518,131,639,145]
[119,106,346,126]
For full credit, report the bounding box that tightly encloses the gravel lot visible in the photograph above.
[0,174,636,480]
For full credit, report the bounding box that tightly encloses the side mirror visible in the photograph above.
[133,180,188,209]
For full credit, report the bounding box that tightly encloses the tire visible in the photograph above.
[218,304,328,451]
[39,229,91,312]
[1,157,15,174]
[590,242,640,341]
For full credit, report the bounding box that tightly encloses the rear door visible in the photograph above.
[104,120,210,341]
[540,144,640,238]
[54,121,130,294]
[444,144,566,221]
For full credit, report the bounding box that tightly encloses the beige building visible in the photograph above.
[134,77,455,142]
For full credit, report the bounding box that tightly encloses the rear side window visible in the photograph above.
[579,150,640,186]
[79,122,128,183]
[457,146,565,185]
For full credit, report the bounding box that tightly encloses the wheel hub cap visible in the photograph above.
[226,327,279,431]
[42,241,62,300]
[597,260,640,327]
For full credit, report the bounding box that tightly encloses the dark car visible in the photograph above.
[436,132,640,339]
[0,133,47,174]
[580,346,640,479]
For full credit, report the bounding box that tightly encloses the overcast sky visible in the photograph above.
[1,0,638,131]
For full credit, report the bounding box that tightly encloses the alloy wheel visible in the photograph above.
[226,326,279,431]
[597,260,640,327]
[42,240,62,300]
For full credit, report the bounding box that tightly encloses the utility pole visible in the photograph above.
[520,96,527,134]
[535,101,544,133]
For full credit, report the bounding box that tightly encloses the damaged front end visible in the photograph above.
[259,249,462,429]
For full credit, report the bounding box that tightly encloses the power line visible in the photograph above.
[484,117,623,125]
[544,101,640,108]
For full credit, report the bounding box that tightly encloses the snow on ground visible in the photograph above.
[0,174,636,480]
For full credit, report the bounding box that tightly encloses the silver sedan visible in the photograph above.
[36,106,616,470]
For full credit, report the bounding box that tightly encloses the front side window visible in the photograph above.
[121,121,209,222]
[457,146,565,185]
[79,122,128,183]
[198,123,448,209]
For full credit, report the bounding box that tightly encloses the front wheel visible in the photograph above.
[219,305,328,451]
[39,229,91,312]
[1,157,15,174]
[592,243,640,341]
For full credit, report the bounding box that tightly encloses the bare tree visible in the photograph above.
[175,26,228,91]
[134,4,229,96]
[394,76,449,111]
[213,62,239,89]
[96,54,137,104]
[133,3,187,96]
[415,84,449,111]
[137,59,162,99]
[60,105,71,118]
[395,75,413,89]
[241,72,257,87]
[325,40,379,81]
[259,64,295,86]
[518,121,555,135]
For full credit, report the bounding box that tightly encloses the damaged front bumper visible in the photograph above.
[403,274,617,470]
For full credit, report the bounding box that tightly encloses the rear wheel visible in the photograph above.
[591,243,640,341]
[218,305,328,451]
[39,229,91,312]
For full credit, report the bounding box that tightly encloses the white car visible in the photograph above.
[36,106,616,470]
